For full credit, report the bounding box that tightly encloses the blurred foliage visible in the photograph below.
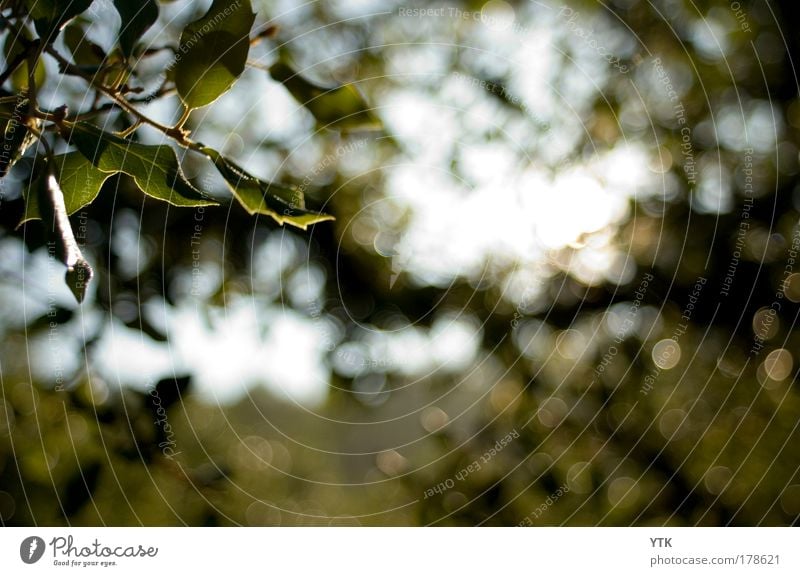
[1,0,799,526]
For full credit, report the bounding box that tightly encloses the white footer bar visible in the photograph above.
[1,528,796,574]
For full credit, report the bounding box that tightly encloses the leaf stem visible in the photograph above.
[115,120,143,138]
[39,47,211,161]
[173,106,191,132]
[44,45,182,139]
[68,87,175,122]
[26,122,51,157]
[245,59,272,73]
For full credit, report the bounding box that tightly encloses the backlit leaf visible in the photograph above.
[202,147,333,229]
[63,122,217,207]
[63,23,106,67]
[21,152,113,224]
[113,0,159,57]
[269,61,382,132]
[3,28,46,91]
[24,0,94,42]
[174,0,255,110]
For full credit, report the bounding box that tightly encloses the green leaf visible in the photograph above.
[174,0,255,110]
[269,61,382,132]
[63,23,105,67]
[3,28,46,91]
[21,152,113,224]
[202,147,334,229]
[113,0,159,57]
[63,122,218,207]
[64,23,130,89]
[24,0,94,42]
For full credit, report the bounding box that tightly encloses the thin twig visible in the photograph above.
[173,106,191,132]
[45,45,188,143]
[68,87,176,122]
[246,59,272,73]
[114,120,142,138]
